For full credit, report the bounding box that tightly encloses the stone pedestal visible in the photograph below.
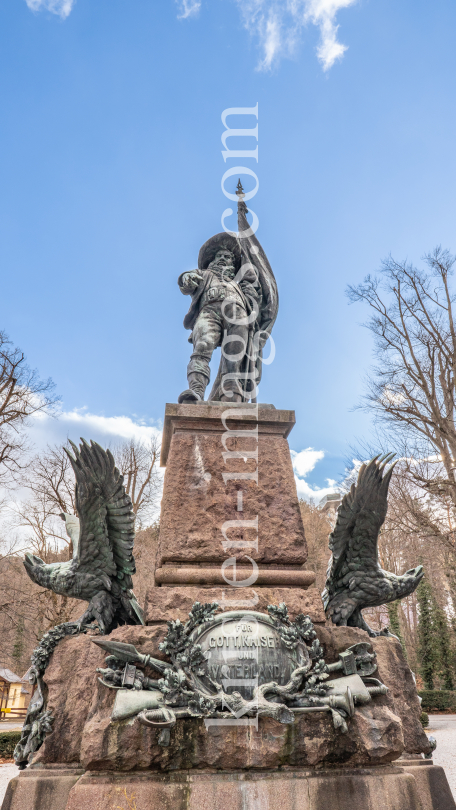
[3,763,454,810]
[1,766,84,810]
[147,403,321,625]
[2,594,453,810]
[2,402,454,810]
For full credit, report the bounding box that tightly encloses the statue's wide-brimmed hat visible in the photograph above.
[198,232,242,271]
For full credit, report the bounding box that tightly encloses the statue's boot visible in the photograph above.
[178,389,201,404]
[220,377,244,403]
[178,371,208,404]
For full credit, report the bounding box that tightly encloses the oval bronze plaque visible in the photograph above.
[191,610,309,700]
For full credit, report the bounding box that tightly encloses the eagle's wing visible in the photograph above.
[323,455,396,601]
[65,439,136,592]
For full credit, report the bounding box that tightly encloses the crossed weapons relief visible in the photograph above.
[94,602,388,747]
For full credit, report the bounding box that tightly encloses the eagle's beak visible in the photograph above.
[24,552,45,569]
[406,565,423,579]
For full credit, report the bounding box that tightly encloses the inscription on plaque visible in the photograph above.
[194,612,307,699]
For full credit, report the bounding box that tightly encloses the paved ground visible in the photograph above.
[427,714,456,798]
[0,763,18,804]
[0,716,454,806]
[0,722,22,806]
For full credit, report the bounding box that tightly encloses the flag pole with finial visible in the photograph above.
[235,178,248,237]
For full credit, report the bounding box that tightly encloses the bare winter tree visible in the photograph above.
[12,442,77,557]
[347,246,456,507]
[348,246,456,639]
[299,501,333,594]
[111,436,161,528]
[24,442,76,516]
[0,330,59,486]
[2,491,79,643]
[17,435,161,540]
[8,497,70,561]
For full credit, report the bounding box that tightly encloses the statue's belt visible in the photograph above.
[200,286,246,309]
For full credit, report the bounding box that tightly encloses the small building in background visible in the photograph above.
[0,667,30,720]
[318,492,341,526]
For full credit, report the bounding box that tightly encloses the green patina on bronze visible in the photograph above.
[323,455,423,636]
[93,601,388,748]
[16,440,145,769]
[23,439,144,635]
[177,182,278,405]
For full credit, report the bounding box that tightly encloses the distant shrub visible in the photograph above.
[0,731,21,757]
[420,711,429,727]
[419,690,456,713]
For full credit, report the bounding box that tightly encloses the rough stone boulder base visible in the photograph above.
[31,624,429,773]
[316,626,430,756]
[32,626,167,768]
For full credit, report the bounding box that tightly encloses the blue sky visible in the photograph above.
[1,0,456,500]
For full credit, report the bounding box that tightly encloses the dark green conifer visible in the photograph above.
[387,600,407,657]
[432,599,454,689]
[12,615,25,673]
[417,577,437,689]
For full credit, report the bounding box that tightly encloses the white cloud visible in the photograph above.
[26,408,165,521]
[291,447,340,503]
[294,476,339,502]
[25,0,75,19]
[29,407,162,452]
[0,409,165,543]
[291,447,324,477]
[176,0,201,19]
[204,0,358,71]
[380,386,406,407]
[305,0,356,70]
[259,13,282,70]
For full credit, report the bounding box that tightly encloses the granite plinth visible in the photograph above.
[4,763,454,810]
[159,402,294,466]
[154,567,316,587]
[156,403,308,567]
[1,765,84,810]
[145,585,326,624]
[400,760,456,810]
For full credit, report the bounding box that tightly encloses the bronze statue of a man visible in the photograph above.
[178,189,279,404]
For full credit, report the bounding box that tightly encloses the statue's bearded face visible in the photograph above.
[210,249,236,279]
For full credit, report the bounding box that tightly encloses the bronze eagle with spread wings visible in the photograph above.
[322,454,423,637]
[23,439,145,635]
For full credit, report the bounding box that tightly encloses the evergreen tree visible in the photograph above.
[387,600,407,657]
[12,615,25,674]
[432,599,454,689]
[417,577,437,689]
